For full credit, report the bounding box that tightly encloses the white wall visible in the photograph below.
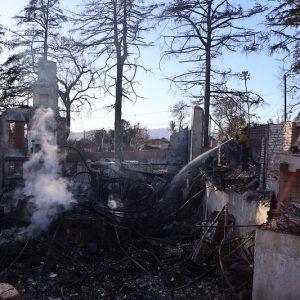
[204,184,269,235]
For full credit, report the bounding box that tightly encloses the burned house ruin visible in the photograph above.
[0,60,66,189]
[1,59,300,299]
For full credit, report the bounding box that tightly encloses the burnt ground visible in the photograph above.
[0,200,254,300]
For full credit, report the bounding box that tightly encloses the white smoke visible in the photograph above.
[22,107,75,237]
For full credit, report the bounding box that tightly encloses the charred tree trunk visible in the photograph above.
[203,2,212,149]
[113,0,128,161]
[65,102,71,139]
[114,62,124,161]
[43,0,50,61]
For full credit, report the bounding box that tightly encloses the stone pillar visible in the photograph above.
[190,106,204,160]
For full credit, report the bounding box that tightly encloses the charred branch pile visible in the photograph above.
[0,139,261,299]
[0,198,255,299]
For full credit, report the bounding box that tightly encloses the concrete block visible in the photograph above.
[253,229,300,300]
[0,283,21,300]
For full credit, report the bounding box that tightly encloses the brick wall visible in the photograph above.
[266,122,293,191]
[268,122,293,154]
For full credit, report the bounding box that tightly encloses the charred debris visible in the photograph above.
[0,138,263,300]
[1,59,300,299]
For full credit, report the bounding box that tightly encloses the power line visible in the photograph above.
[88,109,171,118]
[260,91,282,97]
[123,110,171,117]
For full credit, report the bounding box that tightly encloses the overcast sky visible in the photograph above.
[0,0,289,133]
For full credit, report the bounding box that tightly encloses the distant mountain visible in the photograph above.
[69,128,170,141]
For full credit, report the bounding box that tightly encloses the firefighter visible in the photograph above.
[235,125,251,171]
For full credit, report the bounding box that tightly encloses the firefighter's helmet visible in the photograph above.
[239,125,247,131]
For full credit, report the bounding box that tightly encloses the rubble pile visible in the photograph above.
[200,164,258,193]
[269,202,300,234]
[0,140,260,299]
[198,139,260,193]
[0,199,254,299]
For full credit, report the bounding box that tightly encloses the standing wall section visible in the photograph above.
[266,122,293,193]
[204,185,269,235]
[190,106,204,160]
[166,127,189,166]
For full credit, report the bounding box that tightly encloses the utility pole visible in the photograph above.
[240,71,251,126]
[284,74,287,122]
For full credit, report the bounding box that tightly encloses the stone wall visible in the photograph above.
[166,127,189,166]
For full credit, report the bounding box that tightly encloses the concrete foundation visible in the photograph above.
[253,229,300,300]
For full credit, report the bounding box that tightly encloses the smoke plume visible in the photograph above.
[22,107,75,237]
